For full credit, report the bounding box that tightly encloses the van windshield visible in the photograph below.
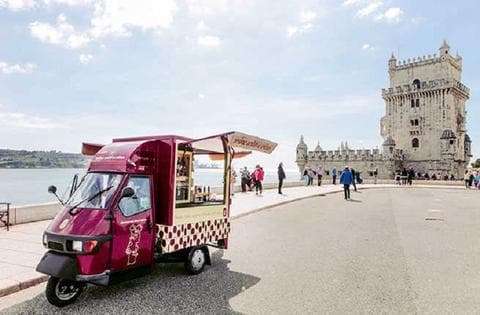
[66,173,123,209]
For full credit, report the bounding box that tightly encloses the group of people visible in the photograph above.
[239,165,265,195]
[302,166,366,186]
[464,169,480,189]
[238,163,287,195]
[302,167,325,186]
[304,165,360,200]
[416,172,456,180]
[395,167,415,185]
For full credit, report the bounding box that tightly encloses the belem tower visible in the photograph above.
[296,41,472,179]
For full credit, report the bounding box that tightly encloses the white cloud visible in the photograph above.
[196,20,209,33]
[90,0,177,38]
[0,0,35,10]
[375,7,403,23]
[286,26,298,38]
[287,9,318,38]
[345,1,405,23]
[0,111,64,129]
[286,23,314,38]
[197,35,221,48]
[299,10,316,23]
[29,14,90,49]
[362,43,374,50]
[186,0,232,17]
[342,0,361,5]
[29,1,177,49]
[43,0,92,5]
[0,61,36,74]
[79,53,93,64]
[356,1,383,17]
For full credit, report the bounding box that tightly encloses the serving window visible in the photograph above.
[175,146,226,208]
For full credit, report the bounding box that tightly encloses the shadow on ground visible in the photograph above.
[3,251,260,315]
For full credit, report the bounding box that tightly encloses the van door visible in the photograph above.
[110,175,155,271]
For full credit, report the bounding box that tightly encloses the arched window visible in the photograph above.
[412,138,419,148]
[413,79,420,89]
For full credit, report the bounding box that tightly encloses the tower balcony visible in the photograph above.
[382,79,470,99]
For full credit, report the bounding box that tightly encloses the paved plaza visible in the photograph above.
[1,186,478,313]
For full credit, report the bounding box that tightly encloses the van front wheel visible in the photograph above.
[46,276,84,307]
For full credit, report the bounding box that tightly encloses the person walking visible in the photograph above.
[253,165,264,195]
[373,169,378,184]
[464,170,470,188]
[240,167,250,193]
[308,168,315,186]
[303,168,309,185]
[350,167,357,192]
[332,167,337,185]
[340,166,353,200]
[401,168,408,185]
[407,168,414,185]
[475,170,480,190]
[317,166,324,186]
[278,162,286,194]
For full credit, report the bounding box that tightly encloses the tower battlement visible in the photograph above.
[389,54,462,72]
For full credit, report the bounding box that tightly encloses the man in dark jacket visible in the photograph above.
[340,166,353,200]
[278,162,286,194]
[350,168,357,192]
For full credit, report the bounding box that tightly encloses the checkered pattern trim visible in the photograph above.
[157,218,230,253]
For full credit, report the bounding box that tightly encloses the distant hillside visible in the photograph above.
[0,149,88,169]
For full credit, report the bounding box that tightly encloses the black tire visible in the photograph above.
[184,246,207,275]
[45,276,84,307]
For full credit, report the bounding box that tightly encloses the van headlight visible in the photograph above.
[72,240,83,252]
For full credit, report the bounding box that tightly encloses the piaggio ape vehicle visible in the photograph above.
[36,132,277,307]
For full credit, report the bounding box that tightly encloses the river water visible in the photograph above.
[0,168,299,206]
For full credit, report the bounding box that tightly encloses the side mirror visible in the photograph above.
[48,185,64,205]
[48,185,57,194]
[121,187,135,199]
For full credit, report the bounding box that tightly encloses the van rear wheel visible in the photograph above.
[46,276,84,307]
[185,247,206,275]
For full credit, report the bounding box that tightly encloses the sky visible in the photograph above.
[0,0,479,170]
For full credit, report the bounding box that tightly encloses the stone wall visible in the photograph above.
[299,159,396,180]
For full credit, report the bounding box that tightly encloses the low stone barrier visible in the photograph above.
[6,179,464,225]
[9,203,62,225]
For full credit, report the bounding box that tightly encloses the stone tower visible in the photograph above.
[381,41,471,177]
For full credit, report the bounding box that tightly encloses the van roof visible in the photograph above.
[113,135,193,143]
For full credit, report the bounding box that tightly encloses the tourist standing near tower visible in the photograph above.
[332,167,337,185]
[316,166,324,186]
[340,166,353,200]
[277,162,286,194]
[351,168,357,192]
[464,170,470,188]
[253,165,264,195]
[240,167,250,193]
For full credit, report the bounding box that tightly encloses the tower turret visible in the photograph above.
[296,135,308,177]
[382,136,396,158]
[439,40,450,57]
[388,53,397,70]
